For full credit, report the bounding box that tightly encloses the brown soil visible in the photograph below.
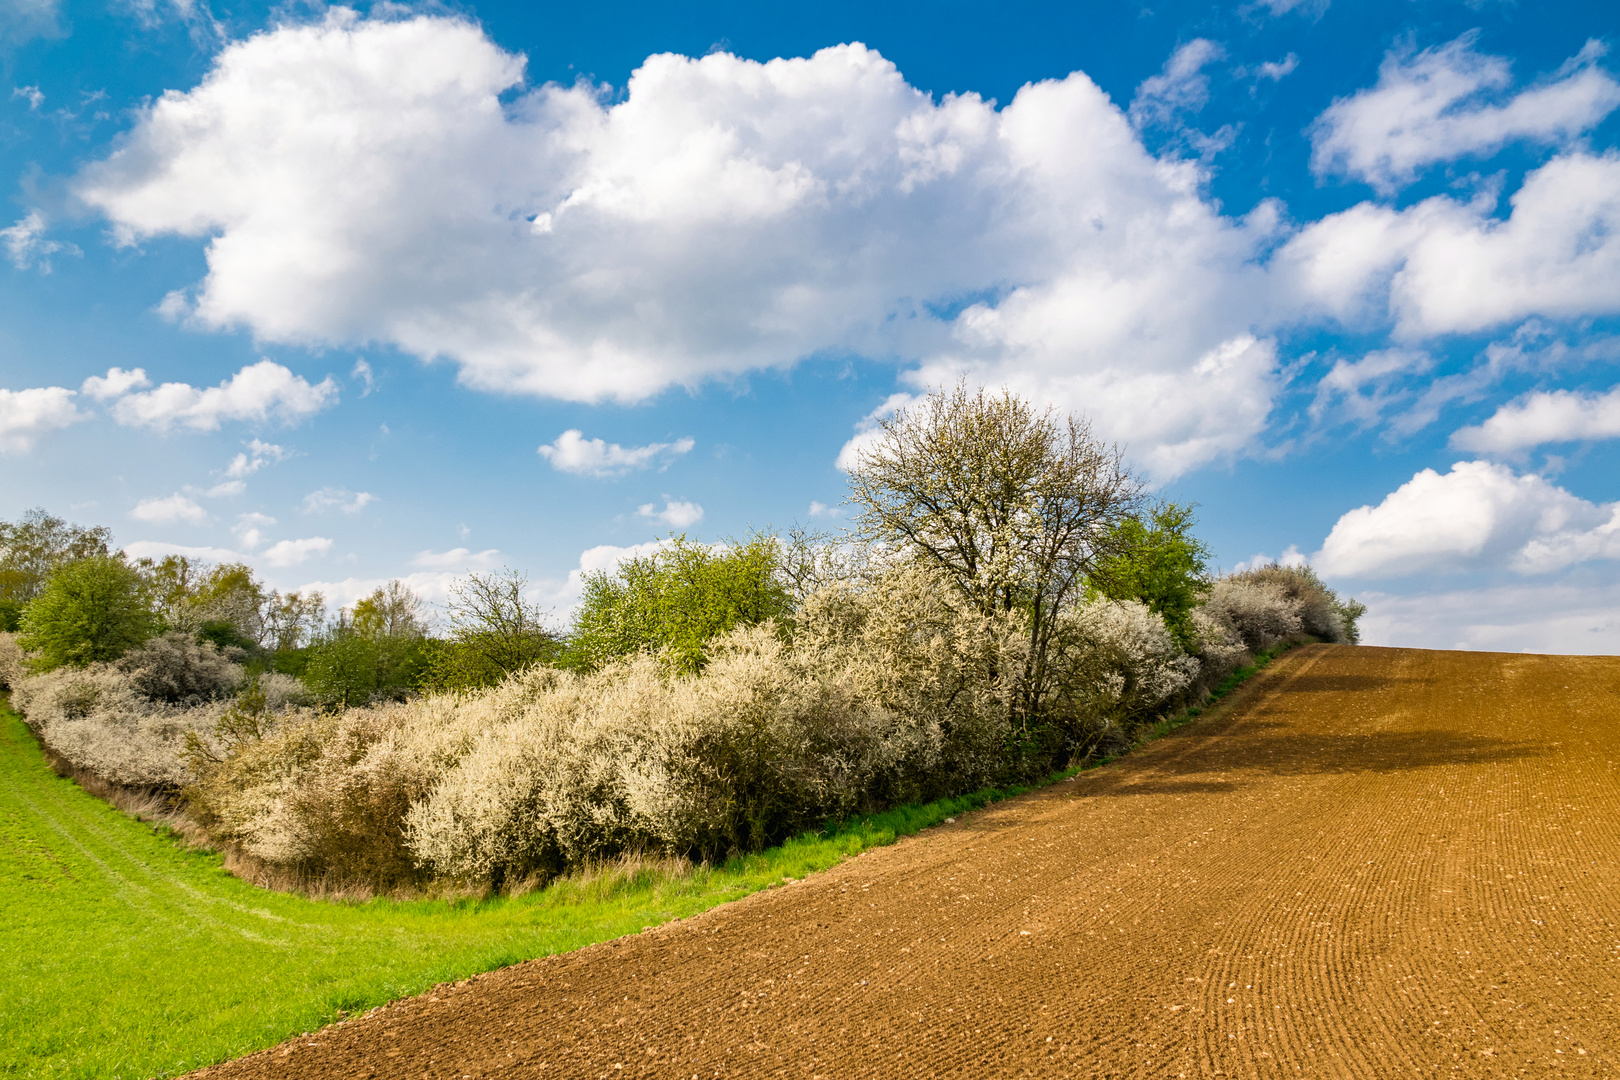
[190,645,1620,1078]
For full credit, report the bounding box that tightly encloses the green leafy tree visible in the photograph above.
[1087,502,1211,650]
[566,534,793,674]
[18,556,161,670]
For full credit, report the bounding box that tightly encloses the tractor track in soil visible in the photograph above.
[190,645,1620,1078]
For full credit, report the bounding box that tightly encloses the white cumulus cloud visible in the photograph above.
[637,499,704,528]
[130,493,208,525]
[1450,385,1620,454]
[110,360,337,431]
[1278,152,1620,338]
[1310,34,1620,194]
[263,536,333,567]
[538,430,695,477]
[1353,580,1620,654]
[1316,460,1620,578]
[75,13,1294,478]
[0,386,83,452]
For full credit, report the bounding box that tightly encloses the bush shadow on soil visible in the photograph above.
[1077,727,1542,799]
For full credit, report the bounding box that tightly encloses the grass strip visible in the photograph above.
[0,643,1297,1079]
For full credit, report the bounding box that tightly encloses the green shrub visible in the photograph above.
[1088,502,1211,651]
[18,556,161,671]
[566,534,793,674]
[302,628,432,708]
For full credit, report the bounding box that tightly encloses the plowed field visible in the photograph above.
[192,645,1620,1079]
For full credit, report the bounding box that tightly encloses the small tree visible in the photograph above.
[18,556,160,670]
[1087,502,1211,651]
[351,580,427,639]
[303,581,433,706]
[262,590,327,652]
[426,570,557,691]
[846,384,1142,725]
[566,534,794,674]
[139,556,268,646]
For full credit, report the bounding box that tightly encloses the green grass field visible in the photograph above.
[0,643,1293,1078]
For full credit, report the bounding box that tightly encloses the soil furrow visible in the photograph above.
[190,645,1620,1078]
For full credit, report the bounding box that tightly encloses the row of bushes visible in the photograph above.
[1,560,1356,891]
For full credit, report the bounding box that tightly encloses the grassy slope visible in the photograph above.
[0,642,1297,1079]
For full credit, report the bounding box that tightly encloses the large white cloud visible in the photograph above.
[1278,151,1620,338]
[1450,385,1620,453]
[1316,460,1620,578]
[1310,35,1620,194]
[0,386,83,452]
[76,12,1290,478]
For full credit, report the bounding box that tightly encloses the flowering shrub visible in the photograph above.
[0,632,23,691]
[5,555,1365,892]
[1045,599,1199,754]
[9,645,303,789]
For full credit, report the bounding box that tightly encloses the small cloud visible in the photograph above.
[154,289,190,321]
[637,499,704,528]
[807,500,844,519]
[81,366,151,401]
[538,429,695,478]
[111,360,338,432]
[1129,39,1226,130]
[263,536,333,567]
[1244,0,1328,17]
[130,493,208,525]
[206,479,245,497]
[1255,54,1299,81]
[0,386,83,453]
[1,211,81,272]
[351,358,374,396]
[12,86,44,110]
[232,511,274,550]
[224,438,291,479]
[835,393,916,472]
[412,547,502,570]
[1450,385,1620,454]
[302,487,377,515]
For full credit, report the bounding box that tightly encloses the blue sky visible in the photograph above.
[2,0,1618,651]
